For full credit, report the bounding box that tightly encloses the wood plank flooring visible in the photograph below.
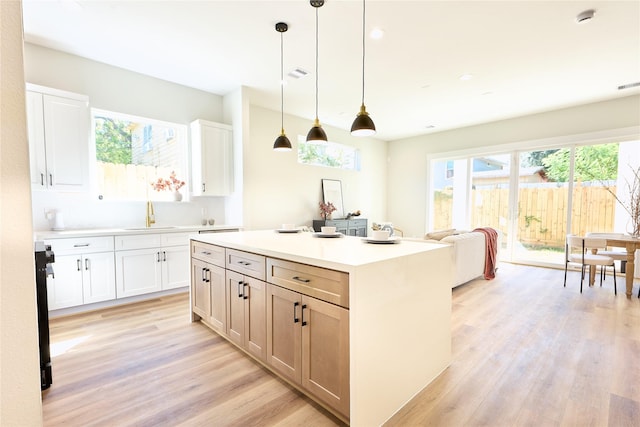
[42,263,640,426]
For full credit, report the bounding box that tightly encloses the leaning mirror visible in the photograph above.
[321,179,344,219]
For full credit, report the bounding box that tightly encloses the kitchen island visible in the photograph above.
[190,230,452,426]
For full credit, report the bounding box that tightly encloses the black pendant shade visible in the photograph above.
[306,118,328,142]
[273,132,292,151]
[351,104,376,136]
[273,21,292,151]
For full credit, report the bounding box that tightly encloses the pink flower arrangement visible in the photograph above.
[319,201,336,219]
[151,171,185,192]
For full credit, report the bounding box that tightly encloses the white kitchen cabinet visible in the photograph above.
[44,236,115,310]
[190,119,233,196]
[26,85,90,192]
[115,232,190,298]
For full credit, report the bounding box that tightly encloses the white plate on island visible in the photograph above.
[362,237,400,244]
[313,232,344,238]
[275,229,301,233]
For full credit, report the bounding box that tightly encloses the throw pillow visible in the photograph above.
[425,228,456,241]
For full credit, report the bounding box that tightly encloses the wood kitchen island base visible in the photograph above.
[190,230,453,426]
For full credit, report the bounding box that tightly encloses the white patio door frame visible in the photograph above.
[426,126,639,266]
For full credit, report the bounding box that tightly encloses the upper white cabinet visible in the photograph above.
[190,119,233,196]
[26,85,90,192]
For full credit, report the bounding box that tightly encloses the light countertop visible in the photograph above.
[35,224,242,240]
[192,229,448,271]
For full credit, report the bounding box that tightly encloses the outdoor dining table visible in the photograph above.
[587,233,640,297]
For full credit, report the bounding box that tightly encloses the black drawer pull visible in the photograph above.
[238,281,244,298]
[202,251,212,256]
[293,301,299,323]
[301,304,308,326]
[237,260,251,266]
[73,243,90,247]
[292,276,310,283]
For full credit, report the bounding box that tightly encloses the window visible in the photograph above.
[93,109,188,201]
[297,136,360,171]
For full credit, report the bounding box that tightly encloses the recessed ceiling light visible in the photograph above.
[459,74,473,81]
[370,28,384,39]
[425,125,435,129]
[576,9,595,24]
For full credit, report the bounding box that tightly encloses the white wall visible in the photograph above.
[388,95,640,238]
[0,1,43,425]
[243,105,387,231]
[24,43,233,231]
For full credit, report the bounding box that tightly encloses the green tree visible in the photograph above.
[542,144,618,182]
[521,149,559,167]
[95,116,132,164]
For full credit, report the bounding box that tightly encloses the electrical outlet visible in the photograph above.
[44,207,54,220]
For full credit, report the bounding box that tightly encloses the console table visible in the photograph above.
[312,218,367,237]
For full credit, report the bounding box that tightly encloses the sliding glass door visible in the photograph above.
[429,139,640,268]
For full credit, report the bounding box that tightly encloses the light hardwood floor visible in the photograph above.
[42,263,640,426]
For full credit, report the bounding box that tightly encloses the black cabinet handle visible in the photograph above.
[293,301,299,323]
[40,173,44,186]
[73,243,90,247]
[201,267,207,283]
[243,282,248,300]
[163,251,167,262]
[156,252,161,262]
[237,260,251,266]
[85,259,89,270]
[202,183,206,193]
[301,304,308,326]
[237,281,244,298]
[206,268,211,283]
[202,251,212,256]
[292,276,310,283]
[49,174,53,186]
[76,259,81,271]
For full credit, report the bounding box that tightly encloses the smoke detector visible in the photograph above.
[576,9,595,24]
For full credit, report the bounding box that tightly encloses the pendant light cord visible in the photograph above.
[361,0,366,106]
[315,6,319,121]
[280,30,284,132]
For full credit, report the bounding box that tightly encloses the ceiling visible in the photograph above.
[22,1,640,141]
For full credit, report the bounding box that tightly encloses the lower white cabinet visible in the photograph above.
[44,237,115,310]
[115,233,190,299]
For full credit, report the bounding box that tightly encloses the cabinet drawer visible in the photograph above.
[44,236,114,255]
[191,241,225,268]
[115,234,162,251]
[161,232,192,247]
[226,249,266,281]
[266,258,349,308]
[348,218,367,228]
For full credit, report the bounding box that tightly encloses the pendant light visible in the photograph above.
[306,0,328,142]
[273,22,292,151]
[350,0,376,137]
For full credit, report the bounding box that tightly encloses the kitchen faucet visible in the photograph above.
[146,201,155,227]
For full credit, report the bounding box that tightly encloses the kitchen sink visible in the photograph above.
[123,226,177,231]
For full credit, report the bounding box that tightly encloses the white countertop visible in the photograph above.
[192,229,447,271]
[35,224,242,240]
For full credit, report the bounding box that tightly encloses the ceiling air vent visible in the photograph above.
[288,68,308,79]
[618,82,640,90]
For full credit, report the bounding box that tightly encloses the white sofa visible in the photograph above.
[424,229,500,288]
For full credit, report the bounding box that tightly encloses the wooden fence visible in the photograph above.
[96,162,183,200]
[434,186,618,250]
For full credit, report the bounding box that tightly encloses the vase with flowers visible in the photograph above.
[319,201,337,220]
[603,165,640,238]
[151,171,186,201]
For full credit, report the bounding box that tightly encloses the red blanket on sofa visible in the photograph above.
[473,227,498,280]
